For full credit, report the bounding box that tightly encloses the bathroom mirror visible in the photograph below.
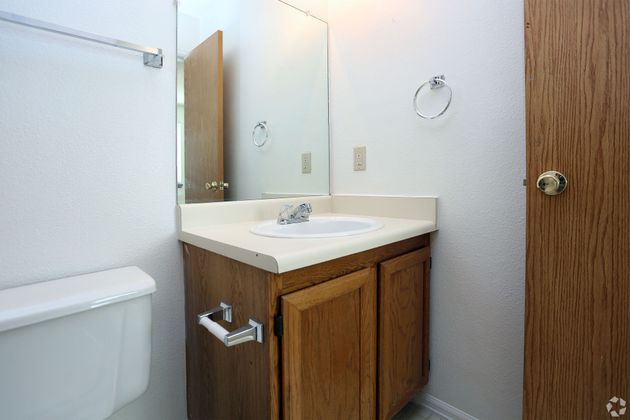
[177,0,330,204]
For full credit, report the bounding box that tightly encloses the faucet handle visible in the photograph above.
[294,203,313,222]
[277,204,293,224]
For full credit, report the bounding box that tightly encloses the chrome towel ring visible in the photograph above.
[413,75,453,119]
[252,121,270,147]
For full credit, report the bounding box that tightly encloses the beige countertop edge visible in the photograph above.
[178,216,437,274]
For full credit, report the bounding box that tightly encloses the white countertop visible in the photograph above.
[178,195,438,273]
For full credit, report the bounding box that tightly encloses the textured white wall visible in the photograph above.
[0,1,186,419]
[327,1,526,419]
[223,1,329,200]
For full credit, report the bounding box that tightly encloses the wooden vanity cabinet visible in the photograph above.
[183,234,430,420]
[378,248,431,419]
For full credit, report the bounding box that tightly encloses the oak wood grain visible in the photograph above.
[524,1,630,418]
[184,31,224,203]
[282,268,377,420]
[277,235,429,295]
[183,243,280,420]
[378,248,431,420]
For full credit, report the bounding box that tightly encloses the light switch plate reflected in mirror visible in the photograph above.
[302,152,312,174]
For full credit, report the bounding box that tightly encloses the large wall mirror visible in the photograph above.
[177,0,330,204]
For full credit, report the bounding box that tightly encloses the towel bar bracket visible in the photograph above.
[198,302,232,323]
[143,52,164,69]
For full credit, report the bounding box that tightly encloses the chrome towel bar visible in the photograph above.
[197,302,263,347]
[0,10,163,68]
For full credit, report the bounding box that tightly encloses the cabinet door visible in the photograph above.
[378,248,431,419]
[282,268,377,420]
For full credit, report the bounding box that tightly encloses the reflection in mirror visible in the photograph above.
[177,0,330,204]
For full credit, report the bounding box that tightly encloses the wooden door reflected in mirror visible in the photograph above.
[184,31,224,203]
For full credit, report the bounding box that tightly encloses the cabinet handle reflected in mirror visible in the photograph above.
[205,181,229,191]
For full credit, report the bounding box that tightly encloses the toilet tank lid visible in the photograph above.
[0,266,156,333]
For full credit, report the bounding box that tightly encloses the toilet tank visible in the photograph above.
[0,267,156,420]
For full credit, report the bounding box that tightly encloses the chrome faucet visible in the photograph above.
[277,203,313,225]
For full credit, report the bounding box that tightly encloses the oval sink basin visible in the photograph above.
[250,216,384,239]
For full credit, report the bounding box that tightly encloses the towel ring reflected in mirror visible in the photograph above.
[252,121,271,147]
[413,75,453,120]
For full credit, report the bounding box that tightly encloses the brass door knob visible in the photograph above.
[205,181,229,191]
[536,171,567,196]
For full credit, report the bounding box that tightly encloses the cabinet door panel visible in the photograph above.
[379,248,430,419]
[282,268,377,420]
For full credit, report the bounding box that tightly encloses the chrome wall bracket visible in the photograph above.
[198,302,232,323]
[429,75,447,89]
[143,52,164,69]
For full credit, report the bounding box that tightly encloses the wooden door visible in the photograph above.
[378,248,430,420]
[524,1,630,419]
[184,31,224,203]
[282,268,377,420]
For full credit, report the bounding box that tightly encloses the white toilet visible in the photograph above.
[0,267,156,420]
